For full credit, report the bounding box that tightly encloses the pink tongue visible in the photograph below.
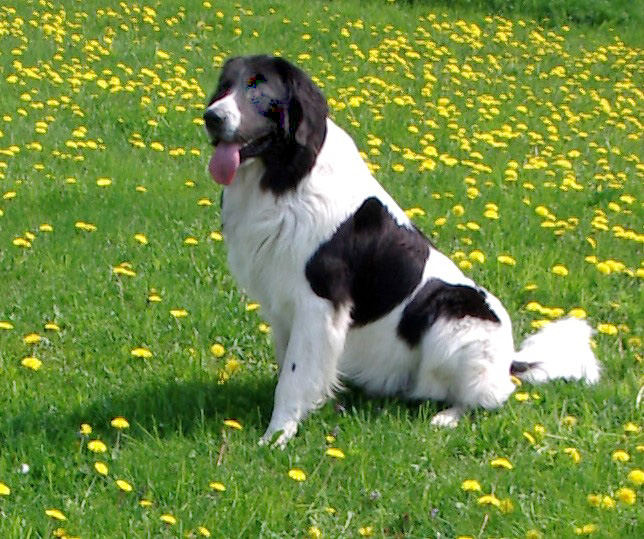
[209,142,241,185]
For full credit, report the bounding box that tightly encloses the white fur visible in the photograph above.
[205,92,241,140]
[220,117,601,447]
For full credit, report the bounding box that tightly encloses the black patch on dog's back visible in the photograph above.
[397,279,500,347]
[305,197,429,326]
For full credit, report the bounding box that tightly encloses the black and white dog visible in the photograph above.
[204,55,600,448]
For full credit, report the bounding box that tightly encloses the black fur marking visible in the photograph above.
[291,363,296,372]
[258,57,328,195]
[510,361,537,375]
[397,279,500,347]
[305,197,430,326]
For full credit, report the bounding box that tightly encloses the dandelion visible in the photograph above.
[628,468,644,485]
[564,447,581,463]
[94,462,108,476]
[23,333,42,344]
[210,344,225,358]
[623,422,641,434]
[597,323,618,335]
[497,255,516,266]
[116,479,133,492]
[477,494,501,507]
[551,264,569,276]
[210,231,223,241]
[611,449,630,462]
[358,526,374,536]
[160,514,177,525]
[258,323,271,333]
[111,417,130,429]
[223,419,242,430]
[325,447,345,459]
[131,347,152,358]
[96,177,112,187]
[45,509,67,521]
[0,321,14,330]
[308,526,322,538]
[139,499,153,507]
[574,524,598,535]
[21,356,42,371]
[80,423,92,435]
[197,527,212,537]
[209,481,226,492]
[514,392,530,402]
[490,457,513,469]
[134,233,148,245]
[245,302,260,311]
[0,482,10,496]
[288,468,306,481]
[615,487,636,505]
[599,495,615,509]
[170,309,188,318]
[87,439,107,453]
[460,479,481,491]
[184,237,198,245]
[45,322,60,331]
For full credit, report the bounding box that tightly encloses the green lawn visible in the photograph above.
[0,0,642,537]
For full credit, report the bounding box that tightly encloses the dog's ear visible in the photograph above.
[275,57,328,152]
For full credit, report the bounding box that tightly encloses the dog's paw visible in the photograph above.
[430,407,463,428]
[259,420,298,449]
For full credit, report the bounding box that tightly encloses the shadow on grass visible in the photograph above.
[2,374,277,446]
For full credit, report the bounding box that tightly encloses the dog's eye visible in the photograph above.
[247,73,266,88]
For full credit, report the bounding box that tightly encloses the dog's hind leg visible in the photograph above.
[259,296,350,448]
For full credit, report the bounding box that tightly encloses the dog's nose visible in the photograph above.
[203,108,224,131]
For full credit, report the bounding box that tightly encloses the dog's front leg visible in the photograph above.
[259,296,350,449]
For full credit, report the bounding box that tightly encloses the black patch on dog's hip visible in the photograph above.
[397,279,500,347]
[305,197,429,326]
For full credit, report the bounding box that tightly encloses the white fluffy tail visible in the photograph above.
[511,318,600,385]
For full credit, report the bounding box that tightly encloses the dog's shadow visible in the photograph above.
[4,374,445,449]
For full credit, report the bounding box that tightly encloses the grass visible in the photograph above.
[0,0,642,537]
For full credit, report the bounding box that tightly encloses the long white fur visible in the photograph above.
[218,116,601,447]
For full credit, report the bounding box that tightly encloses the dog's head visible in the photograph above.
[204,55,328,195]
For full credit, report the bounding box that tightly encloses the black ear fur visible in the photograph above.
[259,57,328,195]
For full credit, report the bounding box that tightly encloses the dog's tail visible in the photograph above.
[510,317,600,385]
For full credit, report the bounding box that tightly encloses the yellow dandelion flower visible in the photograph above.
[210,231,223,241]
[39,224,53,232]
[150,142,165,152]
[358,526,374,537]
[87,439,107,453]
[21,356,42,371]
[94,462,108,476]
[210,344,225,358]
[139,499,153,507]
[111,417,130,429]
[587,493,601,507]
[209,481,226,492]
[499,498,514,513]
[0,321,14,330]
[325,447,345,459]
[307,526,322,539]
[526,530,542,539]
[44,322,60,331]
[599,495,615,509]
[612,449,630,462]
[96,177,112,187]
[80,423,92,435]
[116,479,133,492]
[551,264,569,277]
[170,309,188,318]
[615,487,636,505]
[134,233,148,245]
[477,494,501,507]
[514,392,530,402]
[198,527,211,537]
[497,255,516,266]
[288,468,306,481]
[523,432,536,444]
[451,204,465,216]
[184,237,198,245]
[564,447,581,463]
[223,419,242,430]
[45,509,67,521]
[245,302,260,311]
[131,347,152,358]
[623,422,641,434]
[198,198,213,206]
[574,523,597,535]
[258,323,271,333]
[0,482,10,496]
[568,309,586,319]
[597,323,618,335]
[160,514,177,525]
[490,457,513,470]
[628,468,644,485]
[460,479,481,492]
[23,333,41,344]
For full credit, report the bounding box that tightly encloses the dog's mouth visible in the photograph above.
[208,134,275,186]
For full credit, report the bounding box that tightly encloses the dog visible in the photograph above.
[203,55,600,448]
